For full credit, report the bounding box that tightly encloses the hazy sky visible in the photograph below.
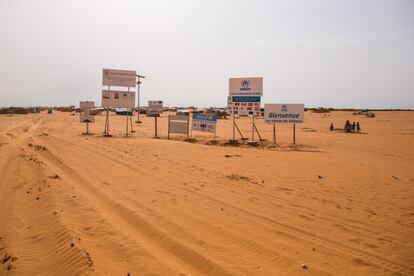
[0,0,413,108]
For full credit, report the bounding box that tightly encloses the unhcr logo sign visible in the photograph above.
[240,80,251,91]
[229,77,263,96]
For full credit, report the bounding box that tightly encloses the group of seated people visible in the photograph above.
[330,120,361,132]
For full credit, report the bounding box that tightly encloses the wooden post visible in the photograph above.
[214,125,217,141]
[251,115,255,142]
[155,116,158,138]
[129,113,134,133]
[104,108,110,135]
[187,113,192,140]
[232,111,235,140]
[86,122,89,135]
[293,123,296,144]
[272,123,276,145]
[167,115,170,140]
[126,111,129,137]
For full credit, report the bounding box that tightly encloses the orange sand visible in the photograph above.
[0,111,413,275]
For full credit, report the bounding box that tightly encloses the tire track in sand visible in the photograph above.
[36,148,233,276]
[40,134,413,275]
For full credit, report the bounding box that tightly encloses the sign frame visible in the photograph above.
[264,104,305,124]
[229,77,263,96]
[102,69,136,87]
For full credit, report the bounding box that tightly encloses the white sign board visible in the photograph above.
[229,77,263,96]
[147,100,163,116]
[80,110,95,123]
[80,101,95,110]
[169,115,189,134]
[192,114,217,133]
[102,90,135,108]
[264,104,304,124]
[227,96,261,116]
[102,69,136,87]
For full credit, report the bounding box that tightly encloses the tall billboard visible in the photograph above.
[229,77,263,96]
[102,69,136,87]
[264,104,304,124]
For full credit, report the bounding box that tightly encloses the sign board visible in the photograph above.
[102,90,135,108]
[169,115,189,134]
[232,96,261,102]
[264,104,304,124]
[227,96,261,116]
[192,114,217,133]
[80,101,95,110]
[80,110,95,123]
[229,77,263,96]
[147,100,163,116]
[102,69,136,87]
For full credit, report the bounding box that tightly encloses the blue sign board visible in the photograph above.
[232,96,261,103]
[192,113,217,122]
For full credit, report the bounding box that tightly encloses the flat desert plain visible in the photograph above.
[0,111,413,276]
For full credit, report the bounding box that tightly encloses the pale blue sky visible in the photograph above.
[0,0,413,108]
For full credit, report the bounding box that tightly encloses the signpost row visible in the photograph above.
[81,70,305,145]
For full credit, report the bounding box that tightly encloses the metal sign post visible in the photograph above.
[136,74,146,124]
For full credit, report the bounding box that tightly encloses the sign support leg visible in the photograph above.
[167,116,170,140]
[136,80,141,124]
[251,115,255,142]
[86,122,89,135]
[232,112,235,141]
[293,123,296,144]
[155,116,158,138]
[272,123,276,145]
[189,114,193,140]
[126,111,129,137]
[104,108,110,136]
[130,112,134,133]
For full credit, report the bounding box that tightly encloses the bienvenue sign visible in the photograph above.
[264,104,304,124]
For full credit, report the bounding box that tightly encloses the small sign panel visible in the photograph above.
[192,114,217,133]
[102,69,136,87]
[264,104,304,124]
[80,110,95,123]
[229,77,263,96]
[169,115,189,134]
[147,100,163,116]
[102,90,136,108]
[80,101,95,110]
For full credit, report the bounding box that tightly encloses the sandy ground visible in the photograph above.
[0,110,413,276]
